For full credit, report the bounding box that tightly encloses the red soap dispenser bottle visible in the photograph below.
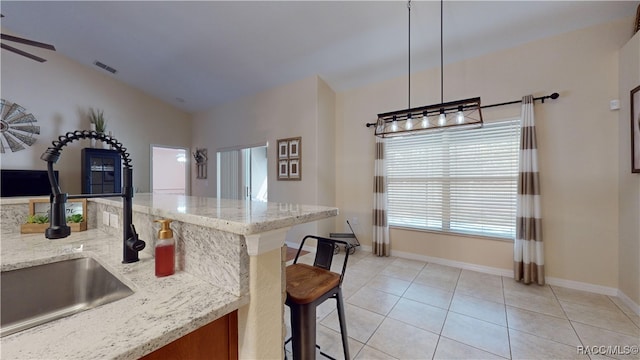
[154,219,175,277]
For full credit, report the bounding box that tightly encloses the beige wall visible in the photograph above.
[618,30,640,306]
[191,75,336,241]
[336,18,632,289]
[316,78,337,236]
[0,33,192,193]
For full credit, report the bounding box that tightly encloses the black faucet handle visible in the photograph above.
[130,224,138,236]
[126,224,146,252]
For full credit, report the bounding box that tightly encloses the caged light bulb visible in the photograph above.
[456,106,465,124]
[421,112,429,128]
[391,116,398,132]
[438,110,446,126]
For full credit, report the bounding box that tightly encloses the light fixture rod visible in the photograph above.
[370,0,489,137]
[440,0,444,104]
[482,92,560,109]
[408,0,411,110]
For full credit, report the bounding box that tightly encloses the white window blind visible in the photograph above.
[386,119,520,239]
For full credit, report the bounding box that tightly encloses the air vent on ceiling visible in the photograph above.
[93,60,117,74]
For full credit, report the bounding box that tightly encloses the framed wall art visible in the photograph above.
[276,136,301,180]
[193,148,208,179]
[632,85,640,173]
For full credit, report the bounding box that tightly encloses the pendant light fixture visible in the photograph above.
[373,0,483,138]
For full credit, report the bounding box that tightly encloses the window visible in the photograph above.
[386,119,520,239]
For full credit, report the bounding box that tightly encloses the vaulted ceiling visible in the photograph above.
[1,1,636,113]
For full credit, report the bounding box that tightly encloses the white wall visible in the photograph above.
[618,30,640,306]
[191,75,336,240]
[335,18,632,289]
[0,32,191,194]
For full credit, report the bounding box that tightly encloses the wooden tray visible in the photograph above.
[21,222,87,234]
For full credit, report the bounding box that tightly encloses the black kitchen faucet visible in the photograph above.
[41,130,145,263]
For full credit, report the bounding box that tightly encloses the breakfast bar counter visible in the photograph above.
[1,229,246,359]
[0,194,338,359]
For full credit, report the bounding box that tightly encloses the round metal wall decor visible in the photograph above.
[0,99,40,153]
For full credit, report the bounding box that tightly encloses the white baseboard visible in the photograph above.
[544,276,618,296]
[359,244,372,253]
[285,241,315,254]
[390,248,512,277]
[288,241,368,256]
[617,290,640,316]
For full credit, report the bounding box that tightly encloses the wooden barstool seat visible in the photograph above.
[286,264,340,304]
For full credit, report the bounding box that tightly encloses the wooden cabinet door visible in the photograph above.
[140,311,238,360]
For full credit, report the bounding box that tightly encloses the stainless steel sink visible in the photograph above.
[1,257,133,337]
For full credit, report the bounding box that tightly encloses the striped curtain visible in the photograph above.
[373,136,390,256]
[514,95,545,285]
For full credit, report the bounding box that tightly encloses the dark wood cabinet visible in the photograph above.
[140,311,238,360]
[81,148,121,194]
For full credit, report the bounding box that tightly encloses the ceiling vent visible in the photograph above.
[93,60,117,74]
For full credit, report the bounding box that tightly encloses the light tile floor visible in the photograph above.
[285,251,640,360]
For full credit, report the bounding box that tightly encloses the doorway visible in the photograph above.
[150,145,189,195]
[217,145,267,201]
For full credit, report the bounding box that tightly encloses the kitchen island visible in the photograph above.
[0,194,338,359]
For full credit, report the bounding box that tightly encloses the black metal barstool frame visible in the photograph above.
[285,235,351,360]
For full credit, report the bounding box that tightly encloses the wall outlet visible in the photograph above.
[610,99,620,110]
[102,211,110,226]
[109,213,119,229]
[350,217,359,225]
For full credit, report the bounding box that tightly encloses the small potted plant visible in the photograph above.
[88,108,107,148]
[89,108,106,133]
[20,213,49,234]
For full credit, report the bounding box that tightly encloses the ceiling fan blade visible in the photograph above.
[1,34,55,51]
[1,43,46,62]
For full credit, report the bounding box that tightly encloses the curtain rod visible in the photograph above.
[365,92,559,128]
[481,92,559,110]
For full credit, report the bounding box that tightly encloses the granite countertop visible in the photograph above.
[92,193,339,235]
[0,196,47,205]
[0,229,249,360]
[1,194,339,235]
